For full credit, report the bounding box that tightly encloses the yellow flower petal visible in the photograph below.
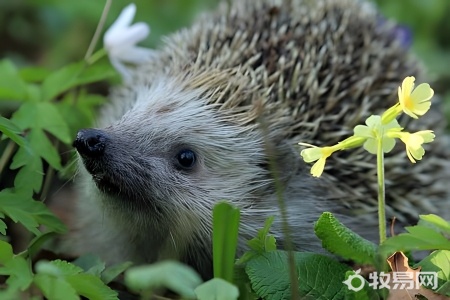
[301,147,322,163]
[411,83,434,103]
[311,157,326,177]
[397,76,433,118]
[401,76,415,95]
[417,130,435,143]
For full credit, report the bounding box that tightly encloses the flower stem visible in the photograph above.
[86,48,107,65]
[84,0,112,62]
[377,136,386,244]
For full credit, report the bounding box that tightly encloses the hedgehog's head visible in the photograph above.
[73,73,302,236]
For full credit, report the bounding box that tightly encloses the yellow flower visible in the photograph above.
[353,115,401,154]
[398,76,434,119]
[301,146,337,177]
[386,130,435,163]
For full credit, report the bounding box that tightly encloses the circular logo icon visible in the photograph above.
[343,269,365,292]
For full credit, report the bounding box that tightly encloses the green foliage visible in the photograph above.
[213,201,240,282]
[0,54,116,298]
[315,212,378,265]
[34,260,118,300]
[124,261,202,298]
[237,216,276,264]
[380,214,450,255]
[416,250,450,295]
[246,251,350,299]
[195,278,239,300]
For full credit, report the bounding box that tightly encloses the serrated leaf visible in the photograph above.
[0,59,27,101]
[35,260,83,276]
[416,250,450,293]
[125,261,202,298]
[314,212,377,264]
[66,273,119,300]
[0,254,34,291]
[195,278,239,300]
[213,202,240,282]
[73,254,106,277]
[0,190,66,235]
[29,129,62,169]
[0,116,26,147]
[245,251,350,300]
[101,261,133,284]
[56,91,105,139]
[11,146,44,193]
[34,274,79,300]
[12,102,71,144]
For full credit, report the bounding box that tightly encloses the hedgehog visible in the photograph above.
[71,0,450,279]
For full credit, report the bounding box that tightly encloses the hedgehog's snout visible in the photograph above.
[73,128,108,158]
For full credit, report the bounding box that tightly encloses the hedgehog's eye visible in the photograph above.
[176,149,196,170]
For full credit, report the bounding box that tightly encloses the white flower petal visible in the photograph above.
[105,3,136,40]
[109,23,150,49]
[115,46,157,64]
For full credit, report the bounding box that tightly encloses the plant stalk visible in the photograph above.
[377,137,386,244]
[0,140,17,177]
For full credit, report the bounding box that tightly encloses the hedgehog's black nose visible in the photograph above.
[73,129,108,157]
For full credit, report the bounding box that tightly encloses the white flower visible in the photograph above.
[104,3,156,82]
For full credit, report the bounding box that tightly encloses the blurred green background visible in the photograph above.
[1,0,450,122]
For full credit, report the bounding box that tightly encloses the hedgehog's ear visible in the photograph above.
[261,141,300,185]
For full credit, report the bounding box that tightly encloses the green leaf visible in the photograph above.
[418,214,450,236]
[41,62,84,101]
[0,254,34,291]
[11,146,44,193]
[35,260,118,300]
[56,91,105,139]
[12,102,72,144]
[41,61,117,102]
[0,240,13,264]
[124,261,202,298]
[34,274,79,300]
[0,117,26,147]
[25,232,60,260]
[195,278,239,300]
[66,273,119,300]
[101,261,133,284]
[0,190,67,235]
[246,251,350,300]
[73,254,106,277]
[314,212,377,264]
[28,129,62,170]
[237,216,276,264]
[35,260,83,277]
[0,219,7,235]
[380,222,450,255]
[19,66,51,83]
[0,59,27,101]
[343,270,380,300]
[213,202,240,282]
[416,250,450,294]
